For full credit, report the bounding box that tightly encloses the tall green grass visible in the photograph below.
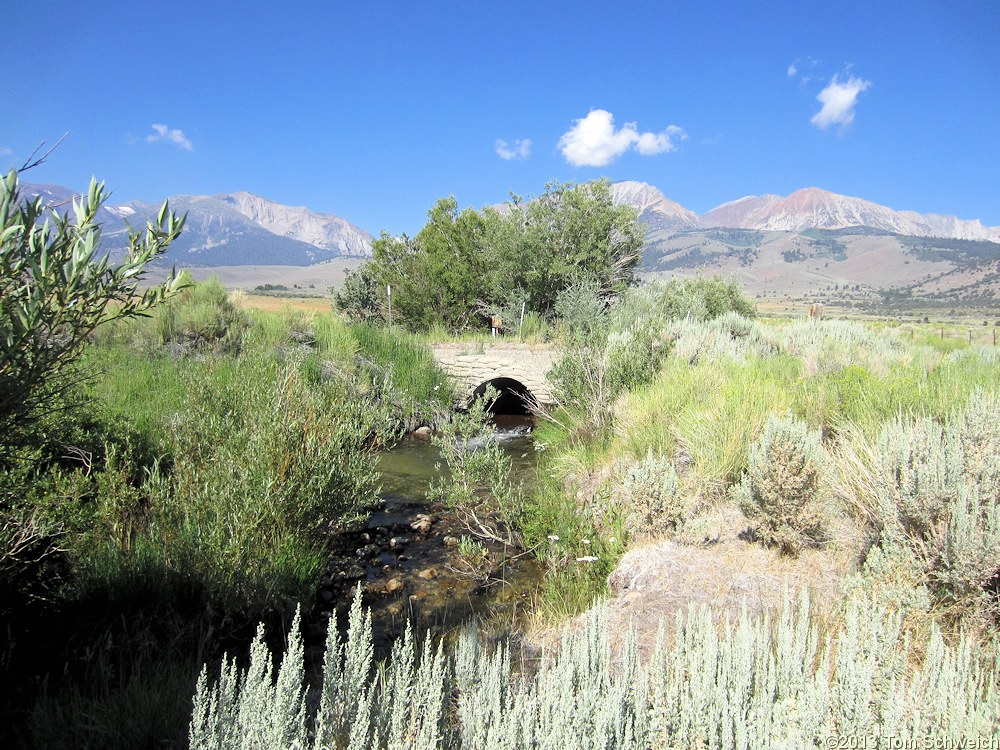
[614,356,799,486]
[612,333,1000,477]
[352,322,454,409]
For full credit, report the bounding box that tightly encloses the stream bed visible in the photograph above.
[312,416,545,654]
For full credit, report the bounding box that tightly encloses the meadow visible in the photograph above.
[4,271,1000,748]
[190,279,1000,748]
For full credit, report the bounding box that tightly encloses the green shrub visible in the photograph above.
[611,275,757,327]
[732,411,826,554]
[365,181,643,332]
[553,278,606,343]
[333,263,384,323]
[549,325,663,434]
[71,353,395,620]
[0,169,184,457]
[429,387,514,509]
[146,275,249,354]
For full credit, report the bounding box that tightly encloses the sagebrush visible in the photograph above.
[190,592,1000,749]
[732,411,827,554]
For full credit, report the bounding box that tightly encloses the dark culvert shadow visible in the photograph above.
[472,377,535,416]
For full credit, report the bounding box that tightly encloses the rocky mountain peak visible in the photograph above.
[701,187,1000,241]
[611,180,700,231]
[221,192,372,256]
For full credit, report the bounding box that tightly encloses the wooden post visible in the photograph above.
[969,329,972,345]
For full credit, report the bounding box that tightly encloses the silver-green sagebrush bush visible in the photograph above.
[190,592,999,748]
[731,412,827,554]
[614,450,688,535]
[780,319,906,375]
[864,390,1000,611]
[669,312,775,365]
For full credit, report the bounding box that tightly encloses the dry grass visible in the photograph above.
[827,423,885,529]
[237,294,334,314]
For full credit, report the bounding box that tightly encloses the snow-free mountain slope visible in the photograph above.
[610,180,699,233]
[610,181,1000,242]
[222,192,372,257]
[700,187,1000,241]
[699,194,783,229]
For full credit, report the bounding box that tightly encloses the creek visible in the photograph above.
[314,415,545,654]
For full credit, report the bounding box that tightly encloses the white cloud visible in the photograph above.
[558,109,685,167]
[495,138,532,160]
[787,57,820,85]
[636,125,685,155]
[146,123,193,151]
[811,75,871,130]
[0,146,11,156]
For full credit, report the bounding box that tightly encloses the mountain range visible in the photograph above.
[21,183,373,266]
[20,179,1000,305]
[609,181,1000,242]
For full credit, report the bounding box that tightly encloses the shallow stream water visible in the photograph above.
[313,416,544,654]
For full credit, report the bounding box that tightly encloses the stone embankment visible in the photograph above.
[555,508,856,657]
[430,343,560,406]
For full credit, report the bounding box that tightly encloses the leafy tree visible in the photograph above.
[487,179,644,317]
[369,198,488,331]
[0,169,185,457]
[361,179,643,332]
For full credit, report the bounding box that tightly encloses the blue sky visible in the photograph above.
[4,1,999,235]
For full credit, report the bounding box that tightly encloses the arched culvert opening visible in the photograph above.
[471,377,535,416]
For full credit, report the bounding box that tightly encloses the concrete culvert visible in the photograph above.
[472,377,534,415]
